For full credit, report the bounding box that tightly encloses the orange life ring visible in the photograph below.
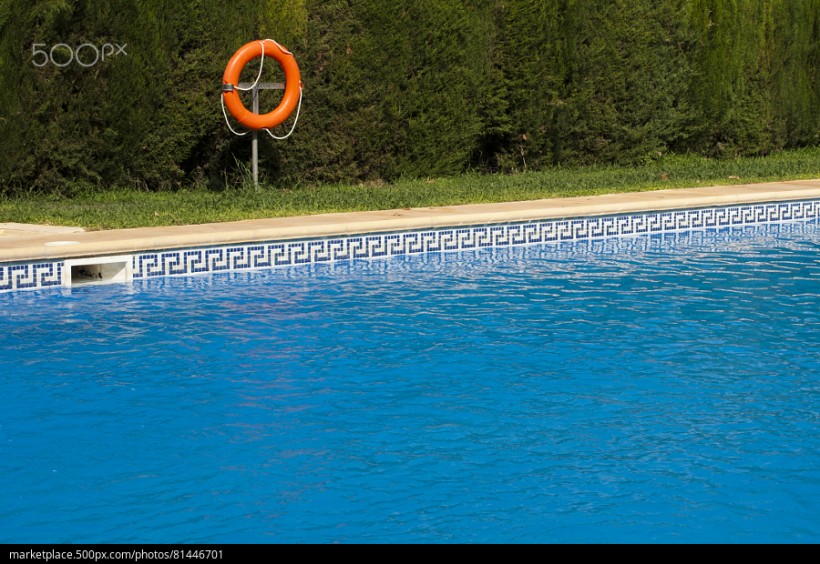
[222,39,301,131]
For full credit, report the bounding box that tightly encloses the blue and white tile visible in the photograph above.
[2,199,818,292]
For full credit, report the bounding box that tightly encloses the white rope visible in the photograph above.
[220,40,266,136]
[221,93,249,136]
[263,86,302,140]
[221,39,302,139]
[235,40,267,92]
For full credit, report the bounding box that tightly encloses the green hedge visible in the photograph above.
[0,0,817,194]
[0,0,308,193]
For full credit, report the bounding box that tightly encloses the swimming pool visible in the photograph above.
[1,214,818,543]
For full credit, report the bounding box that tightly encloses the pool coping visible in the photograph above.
[2,179,819,264]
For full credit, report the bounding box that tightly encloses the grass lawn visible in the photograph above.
[1,148,819,230]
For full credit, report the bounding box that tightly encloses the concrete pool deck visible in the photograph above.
[1,179,819,264]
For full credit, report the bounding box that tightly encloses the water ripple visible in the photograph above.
[1,221,819,543]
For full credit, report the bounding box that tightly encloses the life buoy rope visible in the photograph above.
[221,39,302,138]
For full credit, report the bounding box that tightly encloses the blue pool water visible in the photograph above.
[1,220,819,543]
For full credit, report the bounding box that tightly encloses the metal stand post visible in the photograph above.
[238,82,285,192]
[252,87,259,191]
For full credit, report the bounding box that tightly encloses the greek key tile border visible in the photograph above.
[131,199,819,281]
[0,262,63,293]
[2,199,818,292]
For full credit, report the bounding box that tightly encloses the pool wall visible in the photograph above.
[2,198,819,293]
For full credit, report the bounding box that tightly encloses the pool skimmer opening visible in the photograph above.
[63,255,133,288]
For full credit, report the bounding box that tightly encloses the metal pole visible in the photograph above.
[252,85,259,192]
[238,82,284,192]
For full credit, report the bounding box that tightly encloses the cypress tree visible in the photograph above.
[496,0,574,170]
[767,0,820,148]
[273,0,499,185]
[684,0,774,155]
[498,0,695,168]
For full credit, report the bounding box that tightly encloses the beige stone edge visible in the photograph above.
[2,179,819,264]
